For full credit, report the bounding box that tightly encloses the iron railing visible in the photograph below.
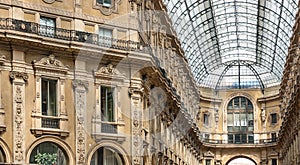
[101,123,117,134]
[41,117,60,129]
[0,18,147,52]
[202,137,277,145]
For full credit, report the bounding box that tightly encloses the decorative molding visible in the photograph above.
[9,71,28,82]
[14,84,25,163]
[33,55,69,74]
[42,0,62,4]
[73,80,89,91]
[94,64,125,82]
[0,55,5,65]
[93,0,121,16]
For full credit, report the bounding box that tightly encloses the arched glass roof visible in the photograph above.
[163,0,298,90]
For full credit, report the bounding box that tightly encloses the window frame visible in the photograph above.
[41,78,58,116]
[227,96,254,144]
[96,0,112,7]
[98,27,113,47]
[100,85,116,122]
[271,113,277,124]
[39,16,56,37]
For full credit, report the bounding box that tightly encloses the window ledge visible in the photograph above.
[92,133,126,143]
[92,119,125,126]
[30,128,69,138]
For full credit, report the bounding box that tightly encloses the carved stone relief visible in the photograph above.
[73,79,88,164]
[10,71,27,163]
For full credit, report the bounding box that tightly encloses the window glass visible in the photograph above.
[101,86,115,122]
[271,113,277,124]
[271,159,277,165]
[97,0,112,7]
[42,79,57,116]
[98,28,113,46]
[204,114,209,125]
[40,17,55,36]
[29,142,67,165]
[227,96,254,143]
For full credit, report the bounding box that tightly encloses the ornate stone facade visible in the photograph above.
[0,0,297,165]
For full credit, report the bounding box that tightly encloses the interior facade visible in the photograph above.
[0,0,299,164]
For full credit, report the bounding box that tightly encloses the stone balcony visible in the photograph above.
[30,114,69,138]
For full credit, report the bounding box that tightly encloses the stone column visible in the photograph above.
[129,78,144,165]
[10,71,28,163]
[73,79,89,165]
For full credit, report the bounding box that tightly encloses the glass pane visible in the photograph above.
[41,79,48,115]
[240,113,247,126]
[101,86,115,122]
[228,134,233,143]
[49,80,57,116]
[227,113,233,126]
[235,134,241,143]
[248,134,254,143]
[241,134,247,143]
[234,114,240,126]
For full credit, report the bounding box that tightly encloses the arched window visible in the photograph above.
[29,142,68,165]
[227,96,254,144]
[227,157,256,165]
[0,147,5,163]
[90,147,124,165]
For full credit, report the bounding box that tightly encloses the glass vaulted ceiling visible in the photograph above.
[163,0,298,90]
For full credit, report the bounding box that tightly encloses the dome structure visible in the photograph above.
[163,0,299,91]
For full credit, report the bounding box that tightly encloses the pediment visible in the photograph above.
[94,64,125,81]
[33,55,69,74]
[204,150,215,157]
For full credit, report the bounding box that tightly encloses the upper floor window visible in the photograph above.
[98,28,113,46]
[227,96,254,144]
[39,16,55,36]
[204,114,209,126]
[205,160,211,165]
[96,0,112,7]
[101,86,115,122]
[42,78,57,116]
[271,113,277,124]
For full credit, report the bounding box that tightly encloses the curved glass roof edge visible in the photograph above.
[163,0,298,90]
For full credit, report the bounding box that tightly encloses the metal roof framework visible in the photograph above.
[163,0,298,90]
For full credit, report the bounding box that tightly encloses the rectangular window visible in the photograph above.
[96,0,112,7]
[228,134,233,143]
[271,113,277,124]
[101,86,115,122]
[271,159,277,165]
[205,159,211,165]
[204,114,209,125]
[42,79,57,116]
[40,16,55,37]
[271,133,277,142]
[98,28,112,47]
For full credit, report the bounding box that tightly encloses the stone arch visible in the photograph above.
[222,92,256,132]
[25,136,74,164]
[225,155,258,165]
[0,138,11,163]
[86,140,130,165]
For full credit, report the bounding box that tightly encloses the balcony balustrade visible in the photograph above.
[0,18,147,52]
